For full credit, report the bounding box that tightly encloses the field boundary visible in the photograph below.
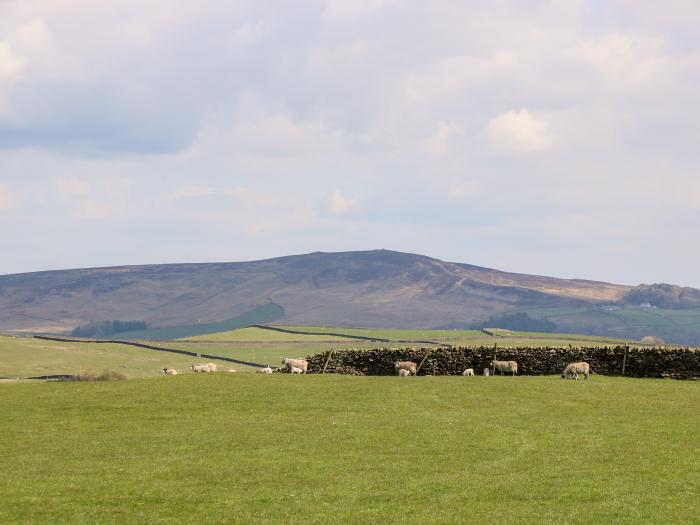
[250,324,451,347]
[307,346,700,379]
[32,335,268,369]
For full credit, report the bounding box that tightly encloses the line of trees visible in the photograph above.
[476,312,557,332]
[71,320,147,338]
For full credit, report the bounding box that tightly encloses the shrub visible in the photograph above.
[75,370,127,381]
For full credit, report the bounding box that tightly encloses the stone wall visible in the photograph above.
[306,346,700,379]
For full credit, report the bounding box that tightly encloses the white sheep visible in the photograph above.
[163,367,177,375]
[397,368,410,377]
[191,363,214,373]
[394,361,417,376]
[561,361,590,380]
[462,368,475,376]
[206,363,217,372]
[290,366,304,374]
[281,358,308,374]
[483,368,490,377]
[491,360,518,376]
[257,366,273,374]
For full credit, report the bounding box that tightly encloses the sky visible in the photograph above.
[0,0,699,287]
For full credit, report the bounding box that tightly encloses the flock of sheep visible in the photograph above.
[397,359,590,379]
[162,358,591,379]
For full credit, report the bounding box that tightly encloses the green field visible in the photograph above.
[1,375,698,524]
[112,304,285,340]
[184,325,631,347]
[517,306,700,344]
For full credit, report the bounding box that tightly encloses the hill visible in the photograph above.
[1,249,699,344]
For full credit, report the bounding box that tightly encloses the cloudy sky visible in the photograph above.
[1,0,699,287]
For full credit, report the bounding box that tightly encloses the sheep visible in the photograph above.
[257,366,274,374]
[483,368,490,377]
[191,363,214,373]
[227,369,237,373]
[462,368,475,376]
[163,367,177,375]
[206,363,217,373]
[281,358,308,374]
[394,361,417,376]
[491,360,518,376]
[290,366,304,374]
[561,361,590,380]
[397,368,410,377]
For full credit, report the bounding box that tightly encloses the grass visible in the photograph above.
[0,335,238,379]
[1,375,698,524]
[183,326,360,342]
[186,325,632,347]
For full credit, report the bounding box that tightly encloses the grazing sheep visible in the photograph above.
[163,367,177,375]
[398,368,410,377]
[257,366,274,374]
[491,360,518,376]
[394,361,418,376]
[206,363,217,372]
[561,361,590,380]
[290,366,304,374]
[191,363,214,373]
[281,358,308,374]
[483,368,490,377]
[462,368,475,376]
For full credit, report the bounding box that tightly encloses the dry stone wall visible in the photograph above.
[306,346,700,380]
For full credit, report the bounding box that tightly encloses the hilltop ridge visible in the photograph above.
[1,249,698,344]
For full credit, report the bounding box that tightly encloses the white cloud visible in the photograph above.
[230,22,271,48]
[322,0,398,21]
[55,177,89,198]
[225,187,278,207]
[72,200,113,219]
[165,185,214,200]
[0,184,14,210]
[420,120,464,157]
[0,42,25,80]
[327,191,355,214]
[447,180,480,200]
[482,109,554,155]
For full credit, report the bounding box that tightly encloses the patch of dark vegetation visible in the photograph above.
[75,369,128,381]
[622,283,700,309]
[71,320,147,338]
[476,312,557,332]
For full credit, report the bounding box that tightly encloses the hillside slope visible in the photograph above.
[0,249,697,343]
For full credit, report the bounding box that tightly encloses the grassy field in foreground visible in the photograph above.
[1,375,698,524]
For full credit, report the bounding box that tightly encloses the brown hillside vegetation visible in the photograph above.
[0,250,633,335]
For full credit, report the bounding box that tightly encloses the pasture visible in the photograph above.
[1,375,698,524]
[1,327,634,379]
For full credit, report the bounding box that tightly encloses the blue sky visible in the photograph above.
[0,0,699,287]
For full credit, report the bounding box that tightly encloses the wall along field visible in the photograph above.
[1,374,698,524]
